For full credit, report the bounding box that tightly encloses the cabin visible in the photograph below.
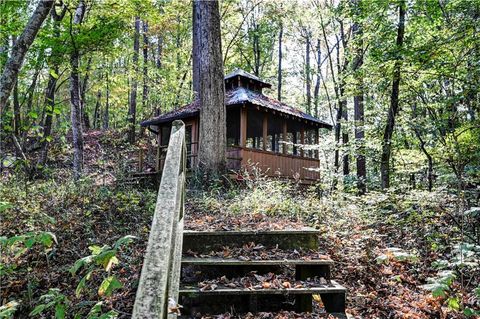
[140,69,332,183]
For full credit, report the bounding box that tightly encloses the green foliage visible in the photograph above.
[69,235,136,297]
[29,289,68,319]
[0,301,19,319]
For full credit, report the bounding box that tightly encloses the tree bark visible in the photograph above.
[37,5,66,168]
[380,0,406,189]
[128,16,140,144]
[192,0,201,95]
[0,0,54,115]
[80,56,92,130]
[142,20,149,113]
[13,80,21,135]
[103,68,110,129]
[352,0,366,195]
[196,0,226,175]
[70,0,86,180]
[305,32,312,114]
[93,90,101,128]
[314,39,321,118]
[277,23,283,101]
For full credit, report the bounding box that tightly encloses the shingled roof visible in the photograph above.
[140,70,332,128]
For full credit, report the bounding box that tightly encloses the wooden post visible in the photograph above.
[282,120,287,154]
[240,106,247,147]
[300,127,305,157]
[262,113,268,151]
[132,120,186,319]
[156,130,161,172]
[315,128,319,159]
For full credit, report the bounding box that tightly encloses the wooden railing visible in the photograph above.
[132,120,186,319]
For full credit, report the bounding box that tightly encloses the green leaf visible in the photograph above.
[113,235,136,250]
[75,275,88,298]
[70,256,92,275]
[98,276,122,297]
[29,304,47,316]
[447,296,460,310]
[0,201,12,213]
[37,232,57,248]
[475,286,480,298]
[55,303,66,319]
[49,69,59,79]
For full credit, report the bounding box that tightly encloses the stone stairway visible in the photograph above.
[177,228,347,318]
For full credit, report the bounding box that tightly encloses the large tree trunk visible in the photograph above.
[70,0,86,180]
[196,0,226,175]
[314,39,321,118]
[352,0,366,195]
[277,23,283,101]
[0,0,54,114]
[380,0,406,189]
[128,16,140,144]
[192,0,201,95]
[305,32,312,114]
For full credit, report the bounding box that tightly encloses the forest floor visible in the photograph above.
[1,130,479,318]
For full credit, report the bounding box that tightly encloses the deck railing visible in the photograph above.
[132,120,186,318]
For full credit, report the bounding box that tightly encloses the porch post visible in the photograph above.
[315,128,319,159]
[156,126,162,171]
[300,127,305,157]
[262,113,268,151]
[282,119,287,154]
[240,106,247,147]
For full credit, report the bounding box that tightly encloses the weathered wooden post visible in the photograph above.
[132,120,186,318]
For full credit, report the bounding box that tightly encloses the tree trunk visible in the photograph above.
[80,56,92,130]
[70,0,86,180]
[277,23,283,101]
[13,80,21,135]
[103,69,110,129]
[37,5,66,168]
[314,39,321,118]
[142,20,149,113]
[196,0,226,175]
[305,32,312,114]
[0,0,53,115]
[93,90,101,129]
[128,16,140,144]
[192,0,201,95]
[352,0,366,195]
[380,0,406,189]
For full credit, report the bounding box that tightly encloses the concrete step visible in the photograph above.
[182,228,320,253]
[181,257,333,282]
[179,280,346,315]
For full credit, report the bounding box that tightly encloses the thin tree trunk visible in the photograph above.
[13,79,21,135]
[80,56,92,130]
[37,5,66,168]
[380,0,406,189]
[103,68,110,129]
[352,0,366,195]
[305,32,312,114]
[70,0,86,180]
[277,23,283,101]
[0,0,54,114]
[196,0,226,174]
[128,16,140,144]
[142,20,149,112]
[314,38,321,118]
[93,90,101,128]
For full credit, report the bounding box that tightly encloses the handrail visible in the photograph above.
[132,120,186,319]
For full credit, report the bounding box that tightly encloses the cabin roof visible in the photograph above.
[224,68,272,88]
[141,87,332,128]
[141,69,332,129]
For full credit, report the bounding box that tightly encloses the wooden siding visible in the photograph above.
[227,146,320,181]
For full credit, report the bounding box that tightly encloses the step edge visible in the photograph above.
[181,257,334,265]
[183,228,319,235]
